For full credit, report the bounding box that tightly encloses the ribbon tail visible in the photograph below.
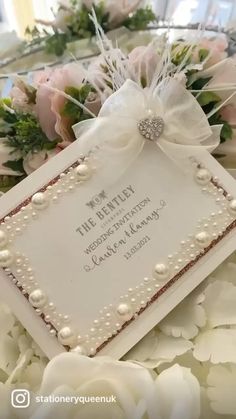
[157,125,222,170]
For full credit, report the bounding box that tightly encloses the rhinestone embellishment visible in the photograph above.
[138,116,164,141]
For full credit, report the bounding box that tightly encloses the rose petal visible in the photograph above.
[202,280,236,327]
[194,329,236,363]
[207,364,236,415]
[159,291,206,339]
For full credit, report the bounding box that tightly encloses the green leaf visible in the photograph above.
[61,84,95,124]
[123,7,156,31]
[45,32,68,56]
[3,158,25,174]
[208,111,233,143]
[67,3,109,39]
[62,87,82,120]
[197,92,221,106]
[79,84,93,102]
[0,99,17,124]
[221,122,233,142]
[188,76,212,90]
[25,85,37,105]
[44,139,60,150]
[198,48,209,62]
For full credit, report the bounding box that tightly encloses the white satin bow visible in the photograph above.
[73,78,221,182]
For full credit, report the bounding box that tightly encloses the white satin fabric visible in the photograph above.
[73,78,221,182]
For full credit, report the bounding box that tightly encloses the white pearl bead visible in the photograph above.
[0,230,8,249]
[31,192,49,210]
[0,249,14,267]
[15,257,22,266]
[228,199,236,215]
[153,263,169,281]
[35,309,42,315]
[116,303,132,320]
[29,289,47,308]
[63,315,70,322]
[75,164,92,181]
[195,168,211,185]
[70,345,87,355]
[195,231,211,248]
[48,302,55,310]
[45,315,51,322]
[58,326,76,346]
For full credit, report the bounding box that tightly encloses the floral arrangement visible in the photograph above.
[25,0,156,57]
[1,252,236,418]
[0,33,234,193]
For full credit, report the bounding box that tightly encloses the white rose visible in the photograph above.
[30,353,159,419]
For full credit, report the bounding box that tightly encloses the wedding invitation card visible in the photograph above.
[0,139,236,359]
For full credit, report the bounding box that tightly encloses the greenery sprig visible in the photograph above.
[25,1,156,57]
[173,46,233,144]
[189,77,233,143]
[61,83,96,123]
[0,100,60,178]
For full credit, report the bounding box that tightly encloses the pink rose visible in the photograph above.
[34,68,53,85]
[35,63,86,145]
[199,58,236,130]
[195,37,228,68]
[34,68,57,141]
[128,45,160,86]
[200,58,236,105]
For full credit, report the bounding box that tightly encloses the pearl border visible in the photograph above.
[0,156,236,356]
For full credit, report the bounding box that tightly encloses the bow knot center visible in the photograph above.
[138,116,164,141]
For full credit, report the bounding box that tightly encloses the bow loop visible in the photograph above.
[73,78,221,183]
